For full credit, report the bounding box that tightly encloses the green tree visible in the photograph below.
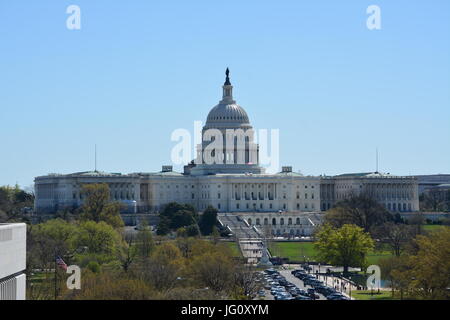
[409,228,450,299]
[76,220,122,255]
[315,224,375,274]
[141,242,183,291]
[198,206,218,236]
[27,219,79,273]
[185,224,200,237]
[379,255,412,299]
[156,217,171,236]
[80,183,124,229]
[171,210,196,230]
[136,221,155,259]
[190,251,235,292]
[0,185,34,222]
[157,202,198,234]
[65,270,159,300]
[118,232,138,272]
[211,226,220,244]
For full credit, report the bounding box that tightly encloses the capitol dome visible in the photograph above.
[204,68,252,129]
[206,103,250,124]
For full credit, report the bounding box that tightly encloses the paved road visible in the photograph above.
[279,269,327,300]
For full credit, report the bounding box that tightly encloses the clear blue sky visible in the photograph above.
[1,0,449,188]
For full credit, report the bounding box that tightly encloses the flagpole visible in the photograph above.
[54,250,57,300]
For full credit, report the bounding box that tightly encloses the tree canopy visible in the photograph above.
[379,227,450,300]
[324,194,394,233]
[315,224,375,274]
[157,202,199,235]
[198,206,218,236]
[79,183,124,229]
[0,185,34,222]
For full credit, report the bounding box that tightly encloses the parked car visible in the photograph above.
[327,294,349,300]
[314,285,329,295]
[307,288,320,299]
[287,288,299,296]
[295,289,309,296]
[303,278,316,286]
[295,295,312,300]
[296,273,308,280]
[291,269,305,276]
[265,268,278,275]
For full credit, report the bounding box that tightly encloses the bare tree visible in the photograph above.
[232,265,261,299]
[374,222,415,256]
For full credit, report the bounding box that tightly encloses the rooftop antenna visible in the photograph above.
[376,147,379,173]
[95,144,97,172]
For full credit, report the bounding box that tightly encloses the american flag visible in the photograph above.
[56,256,67,271]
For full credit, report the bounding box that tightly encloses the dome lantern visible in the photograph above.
[222,68,234,103]
[205,69,251,129]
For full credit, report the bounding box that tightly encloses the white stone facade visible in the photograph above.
[34,70,419,216]
[34,169,321,214]
[320,173,419,212]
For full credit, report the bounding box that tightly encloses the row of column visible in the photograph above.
[232,183,277,201]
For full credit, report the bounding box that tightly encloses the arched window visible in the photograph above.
[248,218,252,225]
[272,218,276,225]
[256,218,261,225]
[280,218,284,225]
[288,218,292,225]
[264,218,268,225]
[296,218,300,225]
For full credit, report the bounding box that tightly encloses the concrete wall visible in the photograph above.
[0,223,26,300]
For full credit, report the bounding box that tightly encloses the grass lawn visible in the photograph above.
[366,249,393,265]
[269,241,394,265]
[352,290,395,300]
[269,242,316,262]
[224,241,242,257]
[423,224,449,232]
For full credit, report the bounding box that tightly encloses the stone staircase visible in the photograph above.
[218,213,271,265]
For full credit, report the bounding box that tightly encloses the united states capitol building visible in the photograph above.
[34,70,419,234]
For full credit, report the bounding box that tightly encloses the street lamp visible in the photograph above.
[349,276,352,300]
